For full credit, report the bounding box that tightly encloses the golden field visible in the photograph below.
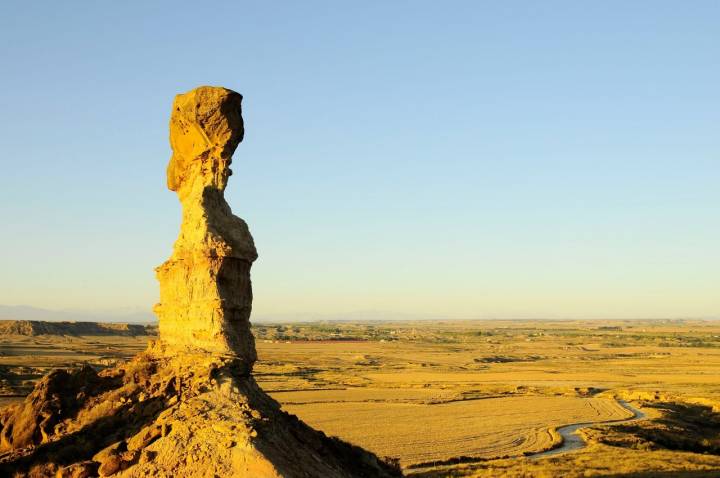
[3,319,720,476]
[281,395,630,464]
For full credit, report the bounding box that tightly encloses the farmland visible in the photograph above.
[2,319,720,476]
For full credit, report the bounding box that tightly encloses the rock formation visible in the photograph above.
[154,86,257,365]
[0,320,152,337]
[0,86,402,478]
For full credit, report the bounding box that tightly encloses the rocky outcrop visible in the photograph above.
[0,86,401,478]
[0,366,112,451]
[154,86,257,365]
[0,320,151,337]
[0,353,401,477]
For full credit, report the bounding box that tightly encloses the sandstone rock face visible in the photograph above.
[154,86,258,364]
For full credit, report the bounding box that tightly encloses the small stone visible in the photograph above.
[92,441,125,464]
[98,454,122,476]
[128,424,162,450]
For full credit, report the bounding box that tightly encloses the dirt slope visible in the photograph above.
[0,346,401,477]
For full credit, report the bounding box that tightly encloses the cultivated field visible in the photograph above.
[2,319,720,476]
[282,395,630,464]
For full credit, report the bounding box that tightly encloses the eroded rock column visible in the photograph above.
[153,86,258,366]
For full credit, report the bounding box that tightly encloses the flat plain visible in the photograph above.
[2,319,720,476]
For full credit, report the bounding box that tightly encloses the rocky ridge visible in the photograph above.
[0,320,152,337]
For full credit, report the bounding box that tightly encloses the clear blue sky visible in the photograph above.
[0,1,718,320]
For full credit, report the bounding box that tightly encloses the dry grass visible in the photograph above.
[409,443,720,477]
[283,396,629,465]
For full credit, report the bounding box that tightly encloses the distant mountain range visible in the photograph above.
[0,305,156,323]
[4,305,708,324]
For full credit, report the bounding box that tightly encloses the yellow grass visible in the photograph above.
[282,395,630,464]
